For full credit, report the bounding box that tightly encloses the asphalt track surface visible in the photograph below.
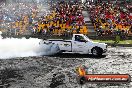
[0,47,132,88]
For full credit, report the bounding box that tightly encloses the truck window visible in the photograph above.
[75,35,86,42]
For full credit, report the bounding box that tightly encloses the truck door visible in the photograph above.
[72,35,87,52]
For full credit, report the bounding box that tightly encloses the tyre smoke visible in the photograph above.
[0,31,59,59]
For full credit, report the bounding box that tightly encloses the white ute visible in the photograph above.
[42,34,107,56]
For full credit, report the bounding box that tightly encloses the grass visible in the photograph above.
[93,40,132,44]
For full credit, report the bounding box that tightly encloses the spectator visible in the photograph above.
[88,1,131,36]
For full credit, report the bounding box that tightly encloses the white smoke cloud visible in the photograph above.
[0,31,59,59]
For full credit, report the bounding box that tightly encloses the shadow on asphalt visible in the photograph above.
[49,53,106,59]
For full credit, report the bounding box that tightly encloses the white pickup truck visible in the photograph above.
[42,34,107,56]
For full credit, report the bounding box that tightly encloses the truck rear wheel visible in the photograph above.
[92,47,103,56]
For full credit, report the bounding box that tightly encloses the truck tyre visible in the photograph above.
[92,47,103,56]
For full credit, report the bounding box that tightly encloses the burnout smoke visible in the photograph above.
[0,32,59,59]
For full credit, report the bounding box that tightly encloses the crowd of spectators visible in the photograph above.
[0,2,38,35]
[88,0,132,36]
[1,0,132,38]
[33,1,88,36]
